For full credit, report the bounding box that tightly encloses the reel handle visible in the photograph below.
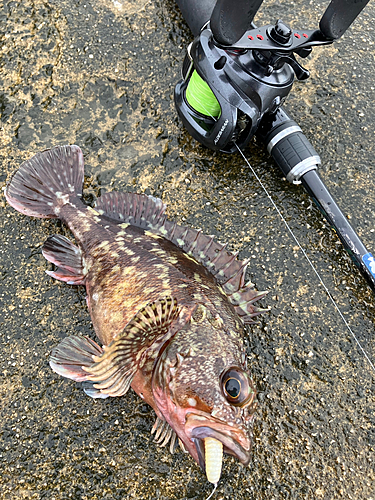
[319,0,371,39]
[210,0,264,44]
[175,0,215,36]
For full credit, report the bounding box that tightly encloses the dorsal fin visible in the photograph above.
[95,191,167,229]
[95,192,268,323]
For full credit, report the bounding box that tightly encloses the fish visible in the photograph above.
[5,145,267,487]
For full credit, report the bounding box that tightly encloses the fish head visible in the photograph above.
[151,316,257,474]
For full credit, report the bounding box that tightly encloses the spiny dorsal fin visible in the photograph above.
[229,288,270,324]
[95,192,268,324]
[82,297,181,397]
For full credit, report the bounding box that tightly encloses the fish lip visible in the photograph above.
[191,426,251,466]
[192,437,206,473]
[186,413,252,466]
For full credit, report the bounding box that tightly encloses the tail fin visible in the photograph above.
[5,145,84,218]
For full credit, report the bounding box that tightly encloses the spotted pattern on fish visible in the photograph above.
[62,210,230,345]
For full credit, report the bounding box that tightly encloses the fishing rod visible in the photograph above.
[173,0,375,295]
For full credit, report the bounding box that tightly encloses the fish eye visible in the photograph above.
[221,367,255,407]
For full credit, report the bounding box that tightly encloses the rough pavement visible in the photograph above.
[0,1,374,499]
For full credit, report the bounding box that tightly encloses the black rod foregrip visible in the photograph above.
[319,0,371,40]
[258,108,375,293]
[210,0,264,45]
[258,108,320,183]
[301,170,375,293]
[175,0,216,36]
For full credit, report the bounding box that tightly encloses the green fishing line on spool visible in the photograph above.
[185,70,221,118]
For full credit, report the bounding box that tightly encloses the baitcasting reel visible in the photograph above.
[175,0,370,153]
[174,0,375,293]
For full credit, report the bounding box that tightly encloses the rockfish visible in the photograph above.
[5,145,267,486]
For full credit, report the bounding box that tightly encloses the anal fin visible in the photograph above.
[46,268,85,285]
[42,234,86,285]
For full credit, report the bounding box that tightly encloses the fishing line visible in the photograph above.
[183,76,375,372]
[235,144,375,373]
[205,483,218,500]
[186,71,221,118]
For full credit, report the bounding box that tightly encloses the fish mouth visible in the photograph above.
[185,413,252,470]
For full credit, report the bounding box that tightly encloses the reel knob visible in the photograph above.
[269,20,292,45]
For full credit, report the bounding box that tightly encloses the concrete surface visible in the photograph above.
[0,0,374,499]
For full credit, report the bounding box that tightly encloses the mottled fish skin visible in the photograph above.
[5,145,266,480]
[152,311,257,465]
[58,202,241,346]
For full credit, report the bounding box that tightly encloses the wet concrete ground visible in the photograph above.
[0,0,374,499]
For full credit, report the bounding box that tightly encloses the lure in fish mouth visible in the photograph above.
[187,410,254,483]
[5,145,268,487]
[188,408,255,466]
[151,317,258,484]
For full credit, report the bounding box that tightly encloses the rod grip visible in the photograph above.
[210,0,264,44]
[319,0,371,39]
[174,0,216,36]
[259,110,321,183]
[258,108,375,293]
[269,128,320,182]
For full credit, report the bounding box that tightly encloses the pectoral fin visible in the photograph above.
[49,297,180,398]
[83,296,180,397]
